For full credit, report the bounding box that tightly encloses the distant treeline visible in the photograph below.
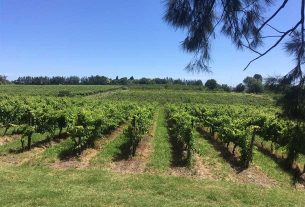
[12,75,204,86]
[1,74,287,94]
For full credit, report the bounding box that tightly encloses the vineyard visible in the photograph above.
[0,85,305,206]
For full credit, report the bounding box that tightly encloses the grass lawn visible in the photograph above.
[0,164,305,207]
[193,130,236,181]
[148,109,172,172]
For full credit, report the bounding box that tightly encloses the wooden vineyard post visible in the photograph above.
[245,127,257,168]
[131,115,137,156]
[21,138,25,152]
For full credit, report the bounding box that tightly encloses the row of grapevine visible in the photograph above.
[0,96,142,154]
[123,105,155,156]
[68,103,137,154]
[166,105,194,166]
[187,104,305,169]
[185,104,258,167]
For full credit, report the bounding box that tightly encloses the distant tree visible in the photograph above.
[80,77,89,84]
[220,84,231,92]
[50,76,65,85]
[111,76,120,85]
[253,74,263,82]
[0,75,9,84]
[138,78,151,84]
[205,79,217,90]
[173,79,184,85]
[118,77,128,85]
[264,76,284,92]
[66,76,80,84]
[234,83,245,93]
[153,78,167,84]
[185,79,203,86]
[243,77,263,93]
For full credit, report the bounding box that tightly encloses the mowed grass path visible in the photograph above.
[148,109,172,172]
[0,164,305,207]
[193,130,236,181]
[252,148,295,188]
[92,133,128,166]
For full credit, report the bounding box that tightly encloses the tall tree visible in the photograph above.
[164,0,305,84]
[205,79,218,90]
[0,75,8,84]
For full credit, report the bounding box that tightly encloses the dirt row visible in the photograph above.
[0,135,20,146]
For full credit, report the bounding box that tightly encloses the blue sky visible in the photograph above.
[0,0,299,86]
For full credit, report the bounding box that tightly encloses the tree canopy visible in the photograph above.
[205,79,218,90]
[234,83,245,92]
[164,0,304,84]
[0,75,8,84]
[243,75,264,93]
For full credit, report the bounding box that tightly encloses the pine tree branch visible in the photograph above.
[257,0,289,33]
[244,20,302,71]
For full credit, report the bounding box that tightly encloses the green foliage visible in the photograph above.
[166,105,194,166]
[220,84,231,92]
[205,79,218,90]
[0,96,138,153]
[234,83,245,92]
[186,103,305,168]
[253,74,263,82]
[124,106,154,156]
[243,76,264,93]
[278,86,305,121]
[0,85,121,96]
[58,90,72,97]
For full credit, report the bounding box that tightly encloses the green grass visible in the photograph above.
[39,138,74,163]
[148,109,172,172]
[256,137,305,169]
[193,130,236,180]
[0,164,305,207]
[194,129,296,187]
[91,133,128,166]
[252,147,294,188]
[103,90,276,106]
[0,127,16,136]
[298,154,305,167]
[0,132,49,155]
[0,85,122,96]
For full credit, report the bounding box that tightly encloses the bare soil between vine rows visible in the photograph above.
[0,135,20,146]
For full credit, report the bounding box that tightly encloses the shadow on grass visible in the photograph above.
[9,132,69,154]
[112,138,133,161]
[167,120,188,167]
[58,136,98,160]
[196,127,244,172]
[254,144,305,186]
